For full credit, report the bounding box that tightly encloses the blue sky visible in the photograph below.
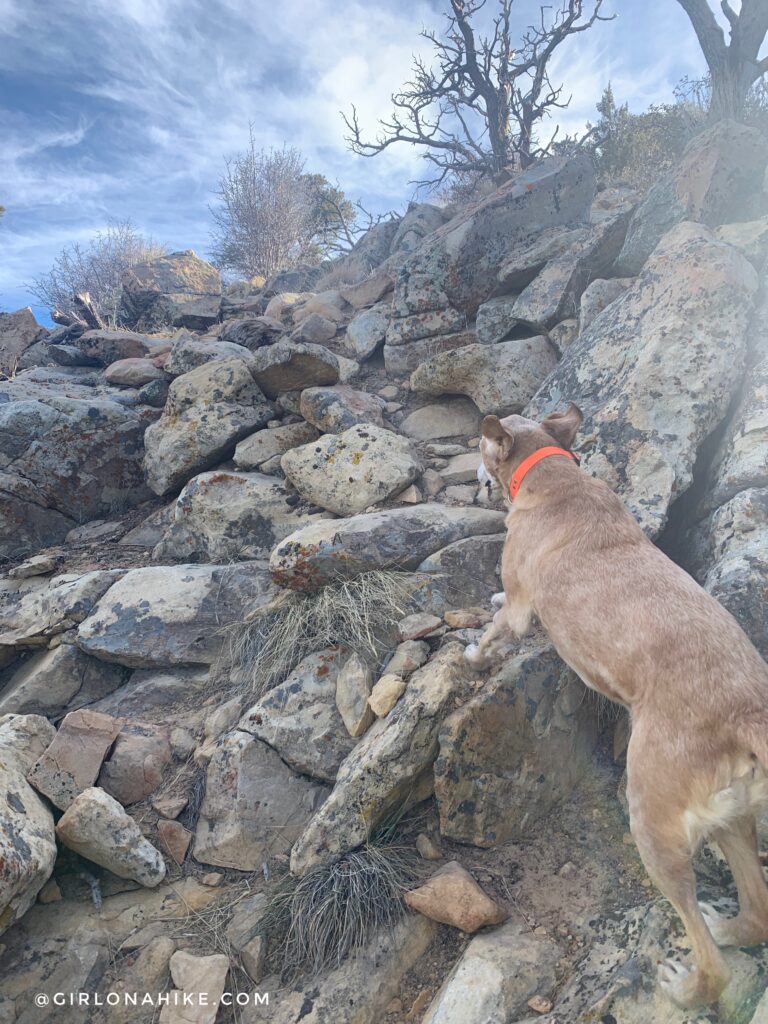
[0,0,708,321]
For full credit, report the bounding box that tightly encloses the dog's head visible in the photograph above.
[477,403,583,492]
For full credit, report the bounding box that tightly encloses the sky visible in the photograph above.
[0,0,710,321]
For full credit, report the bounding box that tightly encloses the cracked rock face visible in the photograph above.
[527,220,759,537]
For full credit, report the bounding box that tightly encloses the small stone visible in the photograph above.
[335,652,375,737]
[404,860,508,933]
[558,861,577,878]
[442,452,480,485]
[27,708,121,810]
[56,787,167,887]
[527,994,554,1014]
[8,553,61,579]
[379,385,399,400]
[160,950,229,1024]
[397,484,422,503]
[386,640,430,677]
[398,612,442,641]
[98,722,172,806]
[368,674,407,717]
[37,878,62,904]
[444,607,492,629]
[201,872,224,887]
[151,794,189,819]
[422,468,445,496]
[158,819,192,864]
[241,934,265,983]
[416,833,443,861]
[386,998,403,1015]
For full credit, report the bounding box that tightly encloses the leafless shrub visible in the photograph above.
[28,220,165,325]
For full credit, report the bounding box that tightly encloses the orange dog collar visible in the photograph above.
[509,446,579,500]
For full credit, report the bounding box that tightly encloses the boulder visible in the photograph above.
[527,221,759,536]
[0,644,127,718]
[104,357,167,387]
[435,642,597,846]
[143,358,274,495]
[0,308,48,373]
[474,295,519,345]
[270,504,505,590]
[171,294,221,331]
[290,644,470,875]
[391,201,447,253]
[152,470,328,563]
[77,562,277,668]
[163,329,253,376]
[299,384,386,432]
[339,268,395,310]
[69,328,155,365]
[56,787,166,886]
[616,121,768,275]
[343,303,390,358]
[249,340,340,398]
[121,250,221,331]
[405,861,508,933]
[385,639,430,677]
[410,336,556,416]
[97,722,172,805]
[238,650,356,781]
[421,919,560,1024]
[160,951,228,1024]
[263,265,322,296]
[218,315,284,349]
[233,421,319,469]
[578,276,631,332]
[291,311,337,344]
[193,731,328,870]
[281,423,421,516]
[246,916,436,1024]
[716,215,768,265]
[138,376,171,408]
[368,673,406,716]
[0,714,57,935]
[27,708,121,810]
[384,331,477,374]
[0,569,123,650]
[294,289,351,325]
[0,386,151,557]
[399,398,482,441]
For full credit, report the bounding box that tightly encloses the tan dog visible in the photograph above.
[466,403,768,1008]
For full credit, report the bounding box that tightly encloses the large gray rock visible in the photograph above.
[77,563,277,668]
[616,121,768,275]
[415,534,504,614]
[56,787,166,886]
[0,644,127,718]
[0,714,57,935]
[249,340,339,398]
[422,920,561,1024]
[399,398,482,441]
[270,504,505,590]
[218,315,285,350]
[392,153,594,318]
[193,731,328,870]
[152,470,328,563]
[527,221,759,537]
[410,336,556,416]
[579,276,631,332]
[247,916,436,1024]
[121,250,221,331]
[281,423,421,516]
[290,644,470,875]
[434,642,597,846]
[343,302,390,358]
[238,650,355,781]
[71,329,155,365]
[163,329,253,376]
[233,421,319,469]
[0,308,48,374]
[0,385,151,557]
[299,384,386,433]
[143,358,274,495]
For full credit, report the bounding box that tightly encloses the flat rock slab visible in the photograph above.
[299,384,386,433]
[399,398,482,441]
[56,787,166,887]
[527,221,758,537]
[143,358,275,496]
[193,731,328,871]
[238,649,356,782]
[281,423,421,516]
[270,504,504,590]
[249,340,339,398]
[27,708,121,811]
[290,644,470,876]
[152,470,329,563]
[77,562,278,668]
[234,422,319,470]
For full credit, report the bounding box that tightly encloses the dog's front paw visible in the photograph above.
[463,643,484,668]
[490,592,505,610]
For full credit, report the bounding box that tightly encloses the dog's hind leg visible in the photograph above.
[627,742,730,1006]
[701,816,768,948]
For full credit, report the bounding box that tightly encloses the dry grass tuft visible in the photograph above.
[227,570,423,696]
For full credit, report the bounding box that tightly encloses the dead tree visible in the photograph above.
[677,0,768,121]
[343,0,611,186]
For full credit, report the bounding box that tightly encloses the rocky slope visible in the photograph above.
[1,120,768,1024]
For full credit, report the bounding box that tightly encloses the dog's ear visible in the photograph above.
[541,403,583,450]
[481,415,514,458]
